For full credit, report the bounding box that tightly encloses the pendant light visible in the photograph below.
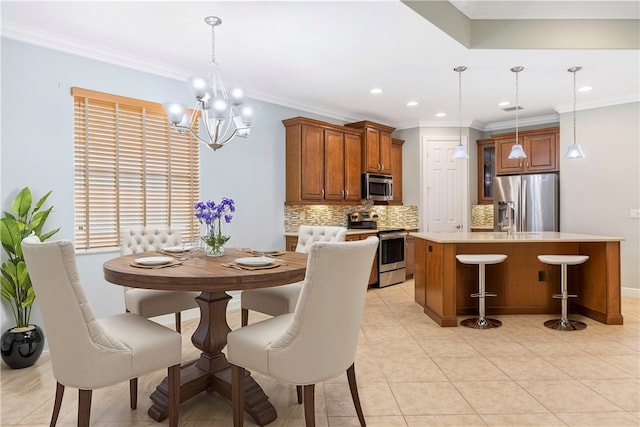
[565,66,586,159]
[508,66,527,159]
[451,66,469,160]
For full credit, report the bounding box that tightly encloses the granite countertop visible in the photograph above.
[411,231,624,243]
[285,227,418,237]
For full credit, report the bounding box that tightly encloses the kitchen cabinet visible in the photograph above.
[347,232,379,286]
[494,127,559,175]
[476,138,495,205]
[287,231,379,286]
[345,120,395,174]
[284,117,362,204]
[390,138,404,205]
[405,232,415,278]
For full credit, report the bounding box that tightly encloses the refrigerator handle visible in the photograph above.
[521,178,526,231]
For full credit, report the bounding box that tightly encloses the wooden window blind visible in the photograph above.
[72,87,200,250]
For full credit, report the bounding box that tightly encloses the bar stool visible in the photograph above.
[538,255,589,331]
[456,254,507,329]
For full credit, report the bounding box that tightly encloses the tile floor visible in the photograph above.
[2,279,639,426]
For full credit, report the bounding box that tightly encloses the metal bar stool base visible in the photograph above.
[461,317,502,329]
[544,318,587,331]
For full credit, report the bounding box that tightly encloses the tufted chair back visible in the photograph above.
[120,227,182,255]
[295,225,347,254]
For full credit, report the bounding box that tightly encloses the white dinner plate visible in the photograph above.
[135,256,174,266]
[163,246,190,253]
[235,256,275,267]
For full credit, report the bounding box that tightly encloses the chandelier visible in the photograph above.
[164,16,254,151]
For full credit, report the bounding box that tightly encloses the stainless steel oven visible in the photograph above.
[377,229,406,287]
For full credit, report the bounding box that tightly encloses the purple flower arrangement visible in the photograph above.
[194,198,235,255]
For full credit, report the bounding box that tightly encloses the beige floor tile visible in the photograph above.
[433,357,509,381]
[418,338,482,358]
[580,378,640,411]
[545,355,633,379]
[357,338,426,359]
[598,354,640,378]
[453,380,549,414]
[379,356,448,382]
[517,379,625,412]
[328,415,407,426]
[405,414,486,426]
[389,382,475,415]
[555,411,640,426]
[488,356,572,380]
[325,382,400,417]
[3,292,639,427]
[480,413,566,426]
[466,339,536,357]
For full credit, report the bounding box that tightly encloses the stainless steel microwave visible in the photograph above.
[362,173,393,201]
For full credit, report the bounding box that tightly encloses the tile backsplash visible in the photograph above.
[471,204,494,229]
[284,202,419,232]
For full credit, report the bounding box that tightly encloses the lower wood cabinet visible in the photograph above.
[405,233,415,278]
[346,233,378,286]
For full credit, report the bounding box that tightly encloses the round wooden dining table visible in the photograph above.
[103,249,308,425]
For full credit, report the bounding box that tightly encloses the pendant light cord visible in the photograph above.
[573,68,577,145]
[515,69,519,143]
[458,68,462,144]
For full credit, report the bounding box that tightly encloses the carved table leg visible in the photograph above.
[148,291,277,425]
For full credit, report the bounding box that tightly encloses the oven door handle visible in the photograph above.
[379,231,407,240]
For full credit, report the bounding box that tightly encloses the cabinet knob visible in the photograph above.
[341,190,345,199]
[321,189,325,198]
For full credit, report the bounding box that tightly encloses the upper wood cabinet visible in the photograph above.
[494,127,559,175]
[284,117,363,204]
[345,121,395,174]
[477,138,495,204]
[390,138,404,205]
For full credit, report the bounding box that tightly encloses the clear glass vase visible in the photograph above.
[205,241,225,257]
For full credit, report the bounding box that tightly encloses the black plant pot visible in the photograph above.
[1,325,45,369]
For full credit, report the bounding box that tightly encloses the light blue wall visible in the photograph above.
[0,38,340,330]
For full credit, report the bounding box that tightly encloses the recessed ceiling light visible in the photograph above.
[498,101,511,107]
[406,101,418,107]
[435,112,446,117]
[369,88,383,94]
[578,86,592,92]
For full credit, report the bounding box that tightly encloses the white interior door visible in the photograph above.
[421,136,468,232]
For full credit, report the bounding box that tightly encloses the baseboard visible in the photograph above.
[621,286,640,299]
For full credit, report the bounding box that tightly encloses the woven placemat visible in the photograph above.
[130,259,183,269]
[221,262,281,271]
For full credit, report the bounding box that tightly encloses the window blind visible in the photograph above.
[72,87,200,250]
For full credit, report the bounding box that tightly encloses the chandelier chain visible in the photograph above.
[211,22,216,64]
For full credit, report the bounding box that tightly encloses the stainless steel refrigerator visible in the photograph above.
[493,173,559,232]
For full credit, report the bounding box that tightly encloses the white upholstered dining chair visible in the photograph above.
[21,235,182,427]
[240,225,347,326]
[228,236,379,427]
[120,227,199,333]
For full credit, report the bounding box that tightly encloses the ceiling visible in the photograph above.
[2,1,639,131]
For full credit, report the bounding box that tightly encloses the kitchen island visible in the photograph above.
[412,231,624,327]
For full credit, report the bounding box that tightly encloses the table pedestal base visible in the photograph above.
[147,291,277,425]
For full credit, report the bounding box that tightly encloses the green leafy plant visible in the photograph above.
[1,187,60,329]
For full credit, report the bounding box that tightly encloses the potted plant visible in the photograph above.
[1,187,60,368]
